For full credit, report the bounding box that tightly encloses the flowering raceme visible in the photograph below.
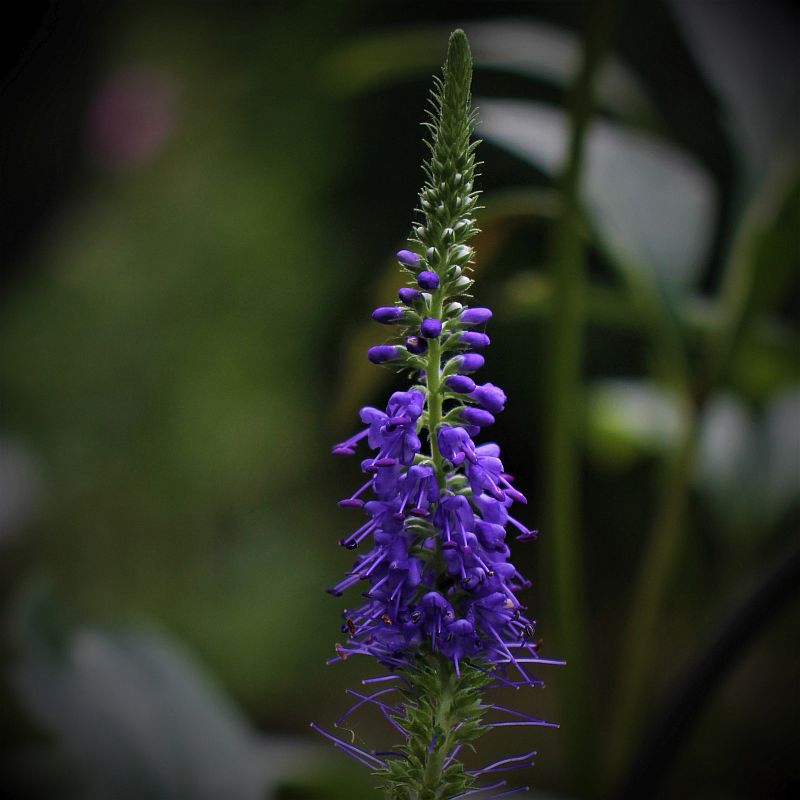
[313,30,560,800]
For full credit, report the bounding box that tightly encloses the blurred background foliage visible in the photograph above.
[0,1,798,799]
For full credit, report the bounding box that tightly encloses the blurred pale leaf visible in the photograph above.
[478,100,715,297]
[762,389,800,522]
[325,20,656,122]
[470,20,655,123]
[669,2,798,387]
[10,599,310,800]
[669,0,800,186]
[0,437,42,543]
[585,380,685,467]
[695,388,800,536]
[694,394,759,531]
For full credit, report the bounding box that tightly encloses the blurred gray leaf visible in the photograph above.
[585,380,685,467]
[326,20,656,122]
[11,615,308,800]
[694,393,760,531]
[0,437,42,543]
[763,388,800,520]
[469,20,655,122]
[478,100,715,296]
[695,389,800,535]
[669,0,800,186]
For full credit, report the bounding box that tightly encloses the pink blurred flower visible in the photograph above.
[86,67,180,170]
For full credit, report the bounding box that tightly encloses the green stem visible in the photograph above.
[604,128,795,794]
[425,288,449,596]
[617,538,800,799]
[426,289,446,490]
[543,0,619,794]
[419,296,457,800]
[382,30,486,800]
[605,402,697,784]
[419,662,454,800]
[701,166,792,394]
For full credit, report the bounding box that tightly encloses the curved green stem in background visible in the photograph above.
[543,0,620,795]
[701,166,797,394]
[605,158,795,793]
[605,402,697,785]
[616,538,800,799]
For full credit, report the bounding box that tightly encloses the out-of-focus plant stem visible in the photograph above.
[617,538,800,800]
[702,166,794,392]
[543,0,619,794]
[606,150,793,792]
[606,400,696,782]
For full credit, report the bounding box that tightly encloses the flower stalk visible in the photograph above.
[317,30,559,799]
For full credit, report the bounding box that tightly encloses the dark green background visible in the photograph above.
[1,2,797,799]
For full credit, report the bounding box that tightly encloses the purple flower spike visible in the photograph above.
[454,353,485,373]
[446,375,476,394]
[396,249,420,267]
[367,345,401,364]
[460,407,495,428]
[460,332,490,349]
[323,32,558,796]
[372,306,405,324]
[406,335,428,355]
[460,307,493,325]
[420,318,443,339]
[470,382,506,413]
[417,271,440,290]
[398,287,422,305]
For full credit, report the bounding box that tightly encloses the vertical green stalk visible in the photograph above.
[543,0,619,794]
[605,158,790,792]
[605,401,696,784]
[382,656,490,800]
[379,30,490,800]
[426,290,446,490]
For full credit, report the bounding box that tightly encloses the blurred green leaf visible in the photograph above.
[325,20,656,122]
[10,591,313,800]
[479,100,715,298]
[729,324,800,402]
[736,177,800,322]
[0,4,350,707]
[585,380,685,468]
[322,26,447,94]
[499,271,799,361]
[499,271,635,330]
